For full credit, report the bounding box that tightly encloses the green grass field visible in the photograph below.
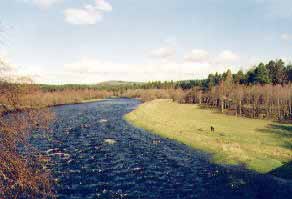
[125,99,292,174]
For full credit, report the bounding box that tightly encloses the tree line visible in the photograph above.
[207,59,292,87]
[181,60,292,120]
[119,60,292,121]
[38,59,292,121]
[40,59,292,92]
[39,79,206,92]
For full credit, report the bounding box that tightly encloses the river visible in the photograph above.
[31,98,292,199]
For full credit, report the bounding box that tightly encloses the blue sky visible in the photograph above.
[0,0,292,84]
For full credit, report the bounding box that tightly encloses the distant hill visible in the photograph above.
[97,81,143,86]
[39,81,145,91]
[39,79,204,92]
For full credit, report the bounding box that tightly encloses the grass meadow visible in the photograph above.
[125,99,292,174]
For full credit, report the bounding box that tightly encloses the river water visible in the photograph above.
[32,98,292,199]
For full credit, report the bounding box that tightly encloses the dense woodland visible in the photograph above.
[182,60,292,120]
[206,59,292,87]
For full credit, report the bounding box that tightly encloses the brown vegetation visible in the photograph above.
[24,89,113,107]
[119,88,185,102]
[0,73,54,198]
[119,80,292,121]
[181,83,292,121]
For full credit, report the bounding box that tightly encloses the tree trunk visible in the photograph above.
[266,96,269,118]
[289,98,292,119]
[239,100,242,116]
[221,99,224,113]
[277,97,281,119]
[253,102,256,118]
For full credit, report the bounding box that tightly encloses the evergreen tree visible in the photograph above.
[266,59,286,84]
[286,64,292,82]
[233,70,245,84]
[246,68,256,84]
[254,63,271,84]
[207,74,216,88]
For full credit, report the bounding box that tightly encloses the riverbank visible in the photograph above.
[125,99,292,174]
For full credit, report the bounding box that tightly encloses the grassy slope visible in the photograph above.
[125,99,292,173]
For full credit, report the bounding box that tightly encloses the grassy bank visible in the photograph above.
[125,99,292,174]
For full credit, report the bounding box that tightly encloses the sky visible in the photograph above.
[0,0,292,84]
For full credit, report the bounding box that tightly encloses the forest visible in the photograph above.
[180,59,292,120]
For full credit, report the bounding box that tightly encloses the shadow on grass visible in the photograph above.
[257,124,292,180]
[271,124,292,134]
[268,161,292,180]
[257,124,292,149]
[259,122,292,137]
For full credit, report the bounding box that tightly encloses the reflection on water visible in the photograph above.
[31,98,292,199]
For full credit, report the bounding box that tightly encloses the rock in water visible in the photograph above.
[104,139,116,145]
[152,139,161,145]
[99,119,108,123]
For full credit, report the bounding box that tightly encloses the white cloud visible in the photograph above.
[12,47,243,84]
[13,54,246,84]
[64,0,112,25]
[21,0,63,8]
[63,58,131,74]
[281,33,292,41]
[19,57,212,84]
[150,47,176,59]
[47,49,241,83]
[184,49,209,63]
[64,7,103,25]
[60,58,209,83]
[216,50,239,63]
[95,0,112,12]
[183,49,240,68]
[34,0,62,8]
